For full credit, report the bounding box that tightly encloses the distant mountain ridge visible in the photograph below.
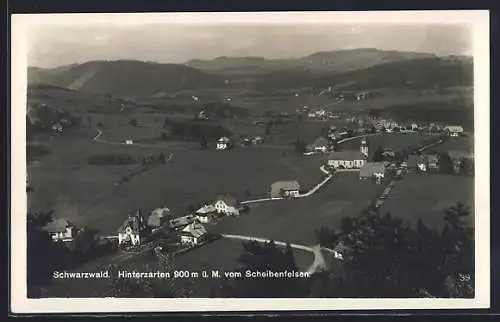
[28,60,223,100]
[28,51,473,101]
[185,48,444,74]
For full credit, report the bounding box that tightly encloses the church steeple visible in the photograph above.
[360,137,369,158]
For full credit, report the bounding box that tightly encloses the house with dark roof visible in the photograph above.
[214,194,241,216]
[327,151,366,169]
[359,162,386,182]
[180,221,208,245]
[42,218,76,241]
[270,180,301,198]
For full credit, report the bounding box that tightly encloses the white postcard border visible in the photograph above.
[10,10,490,313]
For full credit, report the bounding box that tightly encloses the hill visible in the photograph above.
[185,48,438,74]
[27,83,136,114]
[311,57,473,91]
[249,57,473,92]
[28,60,224,100]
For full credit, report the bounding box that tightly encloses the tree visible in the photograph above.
[163,118,170,128]
[370,125,377,134]
[315,226,338,248]
[97,121,104,129]
[88,115,92,128]
[311,201,474,298]
[158,153,166,164]
[438,152,454,174]
[373,146,385,162]
[200,136,208,149]
[161,131,169,141]
[129,118,138,127]
[265,124,271,136]
[459,158,473,176]
[27,211,61,298]
[222,240,307,298]
[340,217,355,234]
[293,139,306,155]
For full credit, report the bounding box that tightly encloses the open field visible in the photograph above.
[28,131,325,235]
[426,135,474,156]
[209,172,386,245]
[43,238,314,297]
[380,174,474,231]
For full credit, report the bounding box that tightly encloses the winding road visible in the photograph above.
[220,234,341,274]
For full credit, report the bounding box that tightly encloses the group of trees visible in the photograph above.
[211,240,308,298]
[142,153,168,166]
[27,211,113,298]
[88,153,137,166]
[311,202,474,298]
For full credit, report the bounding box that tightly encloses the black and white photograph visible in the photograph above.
[11,10,490,313]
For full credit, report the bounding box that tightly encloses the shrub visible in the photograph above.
[88,153,137,166]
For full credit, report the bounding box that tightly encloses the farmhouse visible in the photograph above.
[307,137,329,152]
[216,137,231,150]
[252,136,264,145]
[147,207,171,228]
[125,139,133,145]
[42,218,76,242]
[214,194,241,216]
[180,221,208,246]
[118,210,147,247]
[195,204,217,223]
[359,162,386,183]
[444,125,464,136]
[169,215,195,230]
[270,180,301,198]
[327,151,366,169]
[52,123,63,133]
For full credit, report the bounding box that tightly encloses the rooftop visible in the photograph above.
[328,151,366,161]
[42,218,74,233]
[215,194,239,207]
[359,162,386,177]
[181,222,207,238]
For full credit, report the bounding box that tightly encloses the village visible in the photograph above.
[37,114,473,272]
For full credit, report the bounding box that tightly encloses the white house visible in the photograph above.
[216,137,231,150]
[327,151,366,169]
[214,195,240,216]
[270,181,301,198]
[125,139,133,145]
[42,218,76,242]
[252,136,264,145]
[52,123,63,133]
[180,221,208,246]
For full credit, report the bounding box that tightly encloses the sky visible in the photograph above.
[27,23,472,68]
